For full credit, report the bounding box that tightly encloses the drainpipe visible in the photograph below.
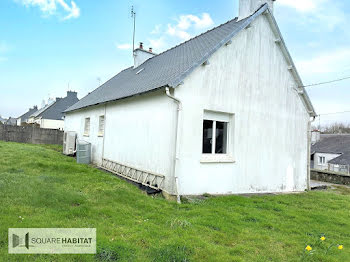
[101,103,107,163]
[307,116,316,190]
[165,87,182,204]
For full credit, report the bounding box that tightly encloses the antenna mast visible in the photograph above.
[131,6,136,56]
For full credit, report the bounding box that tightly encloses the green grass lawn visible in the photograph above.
[0,141,349,262]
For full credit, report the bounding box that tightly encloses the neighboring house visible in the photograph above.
[0,116,6,124]
[29,91,79,130]
[64,1,316,196]
[311,134,350,174]
[5,117,17,126]
[17,106,38,126]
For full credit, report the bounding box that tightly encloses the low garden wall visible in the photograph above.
[311,169,350,186]
[0,124,63,145]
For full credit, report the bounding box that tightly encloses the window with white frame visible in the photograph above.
[98,115,105,136]
[201,110,233,162]
[319,156,326,165]
[84,117,90,136]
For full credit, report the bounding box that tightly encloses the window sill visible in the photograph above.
[98,133,104,137]
[200,155,235,163]
[83,134,89,137]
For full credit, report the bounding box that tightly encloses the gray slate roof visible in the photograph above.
[5,117,17,125]
[311,134,350,165]
[33,91,79,120]
[65,4,268,113]
[18,106,38,122]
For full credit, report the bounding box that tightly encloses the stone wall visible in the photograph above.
[0,124,63,145]
[311,169,350,185]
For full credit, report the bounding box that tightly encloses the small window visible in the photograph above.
[98,115,105,136]
[202,119,228,154]
[319,156,326,164]
[84,117,90,136]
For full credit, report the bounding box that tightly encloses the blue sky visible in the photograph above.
[1,0,350,126]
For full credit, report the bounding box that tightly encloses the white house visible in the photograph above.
[64,0,316,198]
[29,91,79,130]
[17,106,38,126]
[311,134,350,174]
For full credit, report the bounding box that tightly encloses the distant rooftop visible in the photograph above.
[311,134,350,165]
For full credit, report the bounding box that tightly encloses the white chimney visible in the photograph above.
[311,130,321,144]
[238,0,275,20]
[133,42,156,68]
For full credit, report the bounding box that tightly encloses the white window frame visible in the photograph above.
[98,115,105,137]
[84,117,90,136]
[319,156,326,165]
[201,110,235,163]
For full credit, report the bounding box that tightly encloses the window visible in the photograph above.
[319,156,326,165]
[202,120,228,154]
[201,110,233,162]
[98,115,105,136]
[84,117,90,136]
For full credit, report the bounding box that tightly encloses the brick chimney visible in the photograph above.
[133,42,156,68]
[238,0,275,20]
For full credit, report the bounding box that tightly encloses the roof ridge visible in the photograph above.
[155,17,238,57]
[132,17,240,69]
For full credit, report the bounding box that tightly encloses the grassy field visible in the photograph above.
[0,141,349,261]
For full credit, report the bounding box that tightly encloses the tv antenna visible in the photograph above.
[131,6,136,56]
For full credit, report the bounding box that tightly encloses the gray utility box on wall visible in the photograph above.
[76,140,91,164]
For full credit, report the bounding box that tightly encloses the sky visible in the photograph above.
[0,0,350,126]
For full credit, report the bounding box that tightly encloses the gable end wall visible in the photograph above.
[174,14,310,195]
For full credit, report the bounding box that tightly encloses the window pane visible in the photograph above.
[215,121,227,154]
[202,120,213,153]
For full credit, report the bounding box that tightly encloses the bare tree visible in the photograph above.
[314,122,350,134]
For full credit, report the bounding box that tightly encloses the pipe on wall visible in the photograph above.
[101,103,107,162]
[307,116,316,190]
[165,87,182,204]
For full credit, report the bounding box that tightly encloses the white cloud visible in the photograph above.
[151,24,162,35]
[297,48,350,75]
[167,24,191,40]
[177,13,214,30]
[278,0,320,12]
[148,37,166,50]
[57,0,80,20]
[16,0,80,20]
[277,0,346,30]
[168,13,214,40]
[116,43,132,50]
[146,13,214,53]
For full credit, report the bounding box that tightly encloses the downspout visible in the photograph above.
[307,116,316,190]
[165,87,182,204]
[101,103,107,163]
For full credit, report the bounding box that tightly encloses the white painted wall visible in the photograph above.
[64,90,177,194]
[313,152,341,170]
[40,119,64,130]
[174,14,310,195]
[64,105,106,165]
[33,118,64,130]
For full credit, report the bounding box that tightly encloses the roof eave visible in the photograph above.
[64,85,170,113]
